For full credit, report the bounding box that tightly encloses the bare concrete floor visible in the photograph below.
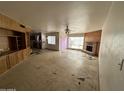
[0,49,99,91]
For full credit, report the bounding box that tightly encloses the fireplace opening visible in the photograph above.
[86,45,93,52]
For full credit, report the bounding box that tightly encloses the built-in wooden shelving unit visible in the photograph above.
[0,13,32,75]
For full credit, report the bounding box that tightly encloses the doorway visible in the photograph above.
[30,32,42,49]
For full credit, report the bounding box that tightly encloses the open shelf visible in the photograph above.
[8,37,18,51]
[0,31,26,52]
[14,32,26,50]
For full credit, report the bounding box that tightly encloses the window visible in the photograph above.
[47,36,56,45]
[68,37,84,49]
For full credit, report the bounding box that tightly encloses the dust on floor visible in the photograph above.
[0,49,99,91]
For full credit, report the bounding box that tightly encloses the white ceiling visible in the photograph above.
[0,1,112,33]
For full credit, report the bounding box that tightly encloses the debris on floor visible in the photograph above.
[77,78,85,82]
[31,52,41,55]
[53,72,57,75]
[35,66,41,70]
[72,74,75,76]
[78,82,81,85]
[31,50,42,55]
[0,50,99,90]
[88,56,97,60]
[89,56,93,60]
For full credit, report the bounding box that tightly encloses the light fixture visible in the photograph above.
[65,25,70,34]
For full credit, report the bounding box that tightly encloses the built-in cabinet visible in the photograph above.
[0,56,8,74]
[8,52,18,68]
[17,50,24,62]
[23,48,31,59]
[0,13,32,75]
[0,49,31,74]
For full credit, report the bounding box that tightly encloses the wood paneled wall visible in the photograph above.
[0,13,31,33]
[0,28,14,49]
[0,13,32,75]
[83,30,102,56]
[84,30,102,43]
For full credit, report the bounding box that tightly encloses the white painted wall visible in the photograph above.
[99,2,124,90]
[59,31,68,51]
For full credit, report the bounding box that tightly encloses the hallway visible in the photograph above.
[0,50,99,91]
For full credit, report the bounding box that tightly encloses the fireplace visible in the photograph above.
[83,31,101,56]
[86,45,93,52]
[84,42,99,56]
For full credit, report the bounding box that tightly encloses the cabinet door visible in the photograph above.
[8,52,18,68]
[23,48,31,59]
[27,48,32,56]
[23,49,27,59]
[17,50,24,62]
[0,56,8,74]
[28,48,32,55]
